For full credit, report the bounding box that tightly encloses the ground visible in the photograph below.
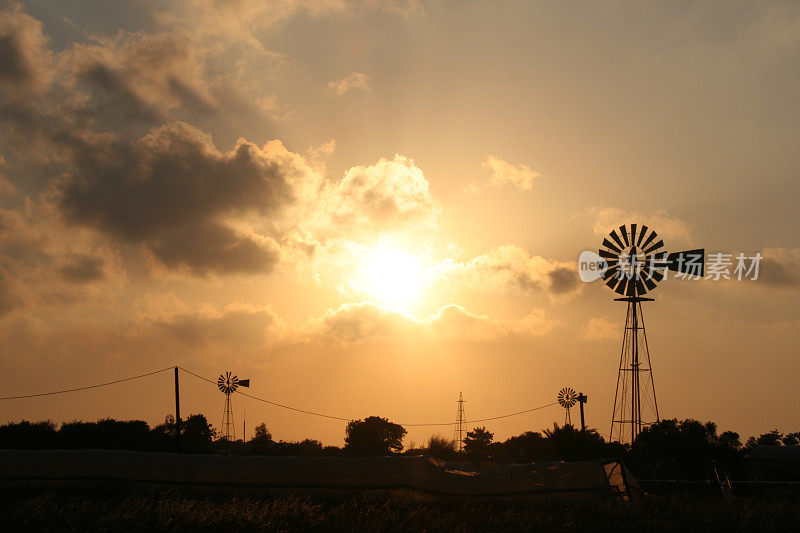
[1,483,798,531]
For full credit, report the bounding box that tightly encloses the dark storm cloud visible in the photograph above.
[759,252,800,288]
[58,254,104,283]
[69,32,214,125]
[59,121,300,274]
[547,266,581,295]
[0,2,51,98]
[161,308,277,347]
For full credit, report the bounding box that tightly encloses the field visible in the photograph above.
[1,483,798,532]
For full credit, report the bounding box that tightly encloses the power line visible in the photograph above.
[178,366,352,422]
[179,367,557,427]
[0,367,173,400]
[0,365,560,429]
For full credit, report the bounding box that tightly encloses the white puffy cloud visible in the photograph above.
[433,245,582,297]
[586,207,691,245]
[483,155,540,190]
[578,317,619,341]
[304,301,555,346]
[327,72,370,96]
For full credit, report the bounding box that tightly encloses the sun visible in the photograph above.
[363,247,424,311]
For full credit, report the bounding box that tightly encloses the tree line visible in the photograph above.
[0,414,796,479]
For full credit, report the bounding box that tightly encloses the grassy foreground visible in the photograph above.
[0,484,798,532]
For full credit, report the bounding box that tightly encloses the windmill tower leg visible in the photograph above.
[610,297,659,445]
[222,392,236,441]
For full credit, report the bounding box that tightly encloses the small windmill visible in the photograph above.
[557,387,578,426]
[218,372,250,441]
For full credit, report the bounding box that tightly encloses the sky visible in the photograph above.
[0,0,798,446]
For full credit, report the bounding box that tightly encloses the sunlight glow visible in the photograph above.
[363,248,424,311]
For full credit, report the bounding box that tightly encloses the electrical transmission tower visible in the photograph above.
[453,392,466,451]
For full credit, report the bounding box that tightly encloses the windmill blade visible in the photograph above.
[640,230,657,250]
[598,249,619,260]
[615,276,629,295]
[626,276,638,297]
[609,229,624,249]
[602,265,620,281]
[605,275,621,291]
[635,278,647,295]
[630,224,637,246]
[643,239,664,255]
[650,269,664,282]
[601,239,621,254]
[667,249,705,277]
[619,225,630,246]
[641,270,657,291]
[238,379,250,388]
[636,225,648,247]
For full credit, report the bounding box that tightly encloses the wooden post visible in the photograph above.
[174,366,181,453]
[577,393,588,432]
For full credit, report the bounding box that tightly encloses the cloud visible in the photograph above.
[482,155,540,190]
[58,122,321,275]
[315,154,438,240]
[759,247,800,287]
[308,301,555,346]
[65,31,215,124]
[327,72,370,96]
[578,317,619,341]
[58,254,105,283]
[0,2,53,100]
[434,245,582,298]
[160,306,281,348]
[585,207,691,245]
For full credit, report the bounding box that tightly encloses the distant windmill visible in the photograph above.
[217,372,250,441]
[557,387,578,425]
[596,223,704,444]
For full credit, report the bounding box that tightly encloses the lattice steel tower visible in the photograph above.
[453,392,466,451]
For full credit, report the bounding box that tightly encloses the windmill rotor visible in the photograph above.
[598,224,705,298]
[557,387,578,409]
[217,372,239,394]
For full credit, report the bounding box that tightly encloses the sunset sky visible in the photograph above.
[0,0,798,446]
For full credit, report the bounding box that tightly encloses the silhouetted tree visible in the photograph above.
[633,418,744,478]
[746,429,784,449]
[464,427,493,459]
[783,432,800,446]
[425,434,458,461]
[542,423,610,460]
[247,423,274,455]
[344,416,406,456]
[0,420,57,449]
[181,414,215,453]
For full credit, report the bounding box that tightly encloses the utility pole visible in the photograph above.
[577,393,588,432]
[174,366,181,453]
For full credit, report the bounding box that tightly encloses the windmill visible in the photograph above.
[217,372,250,441]
[557,387,578,425]
[596,223,703,445]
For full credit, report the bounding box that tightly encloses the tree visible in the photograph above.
[464,427,493,459]
[344,416,406,456]
[782,432,800,446]
[746,429,783,449]
[182,414,215,453]
[425,434,458,461]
